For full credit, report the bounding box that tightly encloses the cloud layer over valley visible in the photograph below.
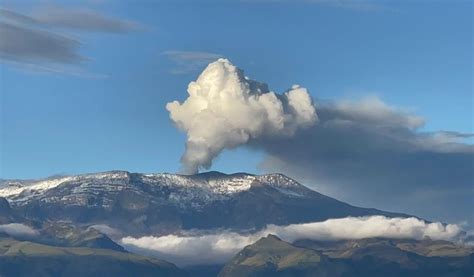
[121,216,464,265]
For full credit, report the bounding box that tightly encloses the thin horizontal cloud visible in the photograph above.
[242,0,391,12]
[0,8,39,25]
[162,50,223,74]
[0,6,141,75]
[32,6,142,33]
[0,21,84,64]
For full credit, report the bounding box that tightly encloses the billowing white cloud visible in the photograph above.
[166,58,317,173]
[120,216,464,265]
[0,223,39,237]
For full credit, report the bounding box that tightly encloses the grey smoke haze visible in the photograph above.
[167,60,473,226]
[256,97,474,226]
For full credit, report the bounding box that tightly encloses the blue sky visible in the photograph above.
[1,0,472,180]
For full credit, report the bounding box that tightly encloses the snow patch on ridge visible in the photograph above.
[0,171,130,202]
[0,176,76,199]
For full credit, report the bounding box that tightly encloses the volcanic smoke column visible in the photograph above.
[166,58,318,174]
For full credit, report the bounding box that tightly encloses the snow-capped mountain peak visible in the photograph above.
[0,171,306,206]
[0,170,407,235]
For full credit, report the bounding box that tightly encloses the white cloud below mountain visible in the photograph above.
[120,215,464,265]
[0,223,39,237]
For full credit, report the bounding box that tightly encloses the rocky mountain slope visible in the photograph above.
[219,235,474,277]
[0,196,125,251]
[0,235,186,277]
[0,171,408,235]
[219,235,345,277]
[293,237,474,259]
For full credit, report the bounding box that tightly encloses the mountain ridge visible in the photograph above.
[0,236,187,277]
[0,170,410,235]
[219,235,474,277]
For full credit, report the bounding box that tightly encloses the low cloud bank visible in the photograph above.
[266,216,462,242]
[120,216,464,265]
[0,223,39,237]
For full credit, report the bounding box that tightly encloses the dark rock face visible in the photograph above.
[0,171,408,235]
[0,197,12,224]
[0,197,27,225]
[220,236,474,277]
[0,198,11,213]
